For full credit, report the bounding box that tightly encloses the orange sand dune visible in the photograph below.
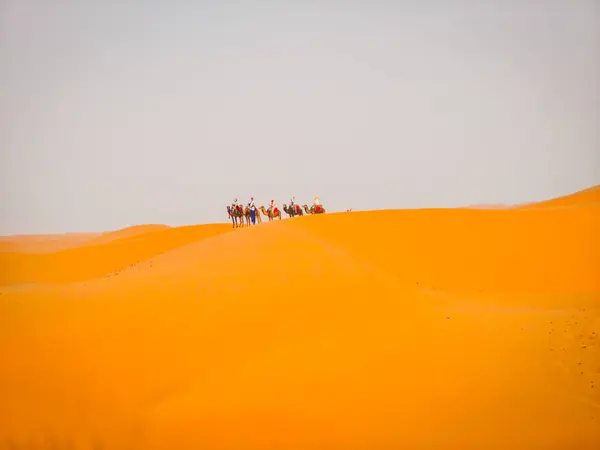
[0,224,172,254]
[516,184,600,209]
[0,224,233,285]
[465,184,600,210]
[0,232,101,253]
[81,224,172,247]
[0,197,598,449]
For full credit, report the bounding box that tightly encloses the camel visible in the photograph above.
[253,206,262,224]
[283,203,303,218]
[302,204,326,215]
[283,204,292,218]
[312,204,326,214]
[260,205,282,221]
[227,205,246,228]
[226,205,240,228]
[292,203,303,217]
[237,206,247,227]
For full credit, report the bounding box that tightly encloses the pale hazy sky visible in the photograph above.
[1,0,598,234]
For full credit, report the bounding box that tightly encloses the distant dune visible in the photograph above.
[0,224,232,285]
[81,224,173,246]
[464,203,515,209]
[0,186,598,449]
[515,184,600,210]
[0,224,172,254]
[0,232,102,253]
[466,184,600,210]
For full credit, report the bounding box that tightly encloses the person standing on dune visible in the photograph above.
[249,197,256,224]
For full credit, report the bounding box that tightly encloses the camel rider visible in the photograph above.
[269,199,277,214]
[233,198,242,213]
[290,196,297,214]
[249,197,256,210]
[313,195,321,211]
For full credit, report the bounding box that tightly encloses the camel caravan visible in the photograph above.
[226,196,326,228]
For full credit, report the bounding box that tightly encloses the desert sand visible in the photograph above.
[0,224,171,254]
[0,186,598,449]
[0,232,102,254]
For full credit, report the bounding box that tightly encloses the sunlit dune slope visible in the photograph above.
[289,205,599,294]
[112,204,599,294]
[0,232,101,253]
[0,201,598,449]
[0,223,232,285]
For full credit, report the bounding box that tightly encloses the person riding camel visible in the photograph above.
[290,196,299,215]
[249,197,255,210]
[313,195,321,212]
[233,198,242,214]
[269,199,278,215]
